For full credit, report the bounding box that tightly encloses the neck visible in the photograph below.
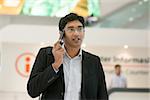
[64,45,80,58]
[116,73,120,76]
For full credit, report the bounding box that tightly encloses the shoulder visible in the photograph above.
[121,74,127,80]
[82,50,100,62]
[40,46,53,50]
[40,46,53,51]
[38,46,53,55]
[82,50,100,59]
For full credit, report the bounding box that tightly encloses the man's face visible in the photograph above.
[115,67,121,76]
[63,20,85,48]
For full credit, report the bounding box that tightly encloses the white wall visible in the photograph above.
[0,32,2,72]
[0,24,148,47]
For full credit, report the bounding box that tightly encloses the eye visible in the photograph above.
[70,28,74,31]
[78,27,82,31]
[69,28,75,32]
[78,27,84,32]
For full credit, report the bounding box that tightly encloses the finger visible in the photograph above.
[56,48,64,53]
[54,41,60,47]
[59,48,64,52]
[54,41,62,50]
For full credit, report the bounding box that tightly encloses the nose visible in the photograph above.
[73,29,80,36]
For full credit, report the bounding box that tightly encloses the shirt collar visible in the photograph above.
[62,44,82,58]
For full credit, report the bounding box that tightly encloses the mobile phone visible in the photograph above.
[59,31,64,45]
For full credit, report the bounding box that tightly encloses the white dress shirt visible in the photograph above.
[63,48,82,100]
[110,74,127,88]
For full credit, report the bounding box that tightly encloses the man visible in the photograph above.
[27,13,108,100]
[110,64,127,88]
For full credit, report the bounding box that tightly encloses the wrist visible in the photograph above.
[52,63,59,70]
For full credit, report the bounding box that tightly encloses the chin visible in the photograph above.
[72,44,81,48]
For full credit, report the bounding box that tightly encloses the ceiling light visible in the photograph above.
[138,1,143,5]
[129,17,134,22]
[124,45,128,49]
[3,0,20,7]
[143,0,148,2]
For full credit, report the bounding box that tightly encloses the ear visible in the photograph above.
[59,31,65,40]
[59,31,63,35]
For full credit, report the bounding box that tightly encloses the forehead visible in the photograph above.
[116,67,121,70]
[65,20,83,28]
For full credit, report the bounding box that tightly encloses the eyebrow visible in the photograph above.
[67,25,83,28]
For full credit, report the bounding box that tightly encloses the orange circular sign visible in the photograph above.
[15,52,35,78]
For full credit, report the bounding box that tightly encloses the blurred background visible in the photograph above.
[0,0,149,100]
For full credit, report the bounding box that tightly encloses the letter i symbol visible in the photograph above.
[25,57,30,73]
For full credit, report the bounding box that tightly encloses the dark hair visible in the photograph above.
[59,13,85,31]
[115,64,121,69]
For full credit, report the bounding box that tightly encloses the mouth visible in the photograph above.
[72,38,81,42]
